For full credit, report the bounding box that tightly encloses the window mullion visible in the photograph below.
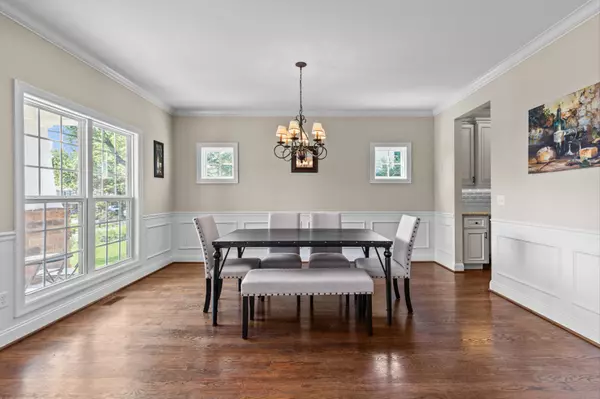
[86,118,95,276]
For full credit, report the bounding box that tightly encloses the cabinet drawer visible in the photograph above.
[464,216,487,228]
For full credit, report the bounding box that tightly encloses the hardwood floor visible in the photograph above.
[0,263,598,399]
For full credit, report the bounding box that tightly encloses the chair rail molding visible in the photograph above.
[489,218,600,344]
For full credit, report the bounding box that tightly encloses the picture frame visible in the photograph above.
[291,150,318,173]
[153,140,164,178]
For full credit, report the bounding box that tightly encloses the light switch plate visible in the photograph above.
[497,195,506,206]
[0,292,7,309]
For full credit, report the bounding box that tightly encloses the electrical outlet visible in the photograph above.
[0,292,7,309]
[497,195,506,206]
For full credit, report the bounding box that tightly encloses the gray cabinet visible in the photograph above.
[463,216,490,266]
[460,118,491,188]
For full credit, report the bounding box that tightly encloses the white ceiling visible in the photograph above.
[1,0,595,114]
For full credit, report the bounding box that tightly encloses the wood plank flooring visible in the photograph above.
[0,263,598,399]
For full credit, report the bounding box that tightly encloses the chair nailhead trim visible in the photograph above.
[241,291,373,297]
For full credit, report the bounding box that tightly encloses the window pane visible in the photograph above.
[115,133,127,159]
[116,176,126,196]
[95,224,107,245]
[375,163,389,177]
[206,165,219,178]
[67,252,82,278]
[45,229,65,256]
[220,165,233,177]
[61,118,79,144]
[24,136,39,166]
[205,150,220,166]
[61,171,78,196]
[24,105,38,136]
[120,221,128,240]
[95,201,107,223]
[25,230,43,257]
[107,242,120,265]
[220,150,233,164]
[45,203,66,229]
[61,144,78,171]
[40,168,60,196]
[107,201,119,221]
[95,246,107,268]
[103,175,116,195]
[389,164,401,177]
[120,241,128,260]
[25,205,44,231]
[120,201,129,220]
[104,130,116,150]
[39,138,57,168]
[45,257,66,284]
[393,151,401,163]
[107,222,119,243]
[67,227,81,252]
[67,203,81,226]
[40,109,60,141]
[93,126,103,142]
[25,167,39,196]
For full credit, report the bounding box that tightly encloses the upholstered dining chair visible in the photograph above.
[261,212,302,269]
[193,216,261,313]
[354,215,420,313]
[307,212,351,269]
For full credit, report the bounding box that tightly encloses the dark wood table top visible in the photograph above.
[212,228,392,248]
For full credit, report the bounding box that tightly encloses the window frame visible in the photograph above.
[369,142,412,184]
[196,142,239,184]
[14,80,143,316]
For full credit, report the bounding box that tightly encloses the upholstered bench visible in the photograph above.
[240,268,374,339]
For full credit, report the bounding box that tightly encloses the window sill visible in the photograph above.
[16,258,141,318]
[370,178,412,184]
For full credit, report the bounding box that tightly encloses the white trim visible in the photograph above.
[369,143,412,184]
[492,218,599,237]
[0,4,172,114]
[433,0,600,115]
[174,109,434,117]
[196,142,239,184]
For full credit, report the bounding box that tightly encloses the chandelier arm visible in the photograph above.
[273,144,290,160]
[315,145,328,160]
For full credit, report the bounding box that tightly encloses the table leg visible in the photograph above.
[384,248,392,326]
[212,248,222,326]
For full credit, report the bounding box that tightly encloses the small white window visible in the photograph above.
[370,143,412,183]
[196,143,238,184]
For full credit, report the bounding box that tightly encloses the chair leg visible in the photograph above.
[404,278,413,314]
[242,296,248,339]
[297,295,301,310]
[238,279,241,292]
[249,297,255,320]
[216,279,223,301]
[310,295,314,311]
[357,295,364,320]
[203,278,212,313]
[366,294,373,336]
[393,279,401,301]
[260,296,265,302]
[345,294,350,310]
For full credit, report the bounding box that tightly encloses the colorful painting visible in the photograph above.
[528,82,600,174]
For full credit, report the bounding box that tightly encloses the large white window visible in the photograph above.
[20,88,138,297]
[370,143,412,183]
[196,142,238,184]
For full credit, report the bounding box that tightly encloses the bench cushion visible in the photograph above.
[241,268,373,296]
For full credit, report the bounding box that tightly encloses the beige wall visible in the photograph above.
[434,15,600,232]
[174,116,434,212]
[0,14,173,232]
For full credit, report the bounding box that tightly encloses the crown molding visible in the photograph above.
[0,3,173,114]
[173,108,434,117]
[433,0,600,115]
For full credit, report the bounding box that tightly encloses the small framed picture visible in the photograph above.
[291,151,318,173]
[154,140,164,178]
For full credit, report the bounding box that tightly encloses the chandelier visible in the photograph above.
[273,62,327,163]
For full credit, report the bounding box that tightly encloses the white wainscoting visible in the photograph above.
[434,213,459,271]
[490,219,600,344]
[0,213,174,349]
[172,211,435,263]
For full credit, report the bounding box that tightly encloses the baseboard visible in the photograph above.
[0,257,174,350]
[432,262,464,273]
[490,288,600,349]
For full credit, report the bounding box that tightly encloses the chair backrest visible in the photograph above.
[392,215,420,278]
[193,215,219,278]
[268,212,301,254]
[310,212,342,254]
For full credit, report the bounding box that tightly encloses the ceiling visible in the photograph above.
[1,0,594,114]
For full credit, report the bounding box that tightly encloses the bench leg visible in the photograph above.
[366,294,373,336]
[203,278,212,313]
[297,295,301,310]
[242,297,249,339]
[250,296,255,320]
[310,295,314,312]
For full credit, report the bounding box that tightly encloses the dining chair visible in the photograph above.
[307,212,351,269]
[193,216,261,313]
[354,215,420,313]
[261,212,302,269]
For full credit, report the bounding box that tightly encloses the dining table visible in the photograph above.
[211,228,394,326]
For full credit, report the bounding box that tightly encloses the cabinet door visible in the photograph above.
[463,228,489,263]
[459,124,475,186]
[476,119,492,188]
